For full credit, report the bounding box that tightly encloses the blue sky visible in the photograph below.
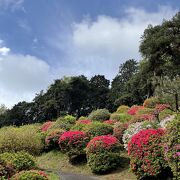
[0,0,179,107]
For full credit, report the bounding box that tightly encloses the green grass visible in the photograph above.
[36,150,136,180]
[47,172,60,180]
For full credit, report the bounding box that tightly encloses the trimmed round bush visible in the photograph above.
[40,121,54,132]
[45,129,65,150]
[143,97,161,108]
[129,114,156,125]
[12,170,48,180]
[116,105,129,113]
[86,135,121,173]
[127,106,144,115]
[136,107,154,115]
[88,109,110,122]
[78,116,88,120]
[52,115,76,131]
[123,120,160,150]
[0,125,44,155]
[59,131,89,163]
[0,152,36,172]
[113,122,129,144]
[164,116,180,180]
[128,129,167,179]
[85,122,113,138]
[110,113,132,122]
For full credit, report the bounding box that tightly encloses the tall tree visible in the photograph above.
[89,75,110,110]
[140,12,180,77]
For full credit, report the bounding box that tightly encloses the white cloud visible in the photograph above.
[0,47,10,56]
[0,0,24,10]
[58,6,177,80]
[0,54,52,107]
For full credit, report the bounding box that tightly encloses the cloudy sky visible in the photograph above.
[0,0,179,107]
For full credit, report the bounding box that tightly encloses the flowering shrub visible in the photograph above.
[110,113,132,122]
[116,105,129,113]
[136,107,154,115]
[155,104,170,112]
[130,114,156,125]
[86,135,121,173]
[127,106,144,115]
[76,119,92,125]
[85,122,113,138]
[123,120,160,150]
[113,122,129,144]
[78,116,88,120]
[45,129,64,150]
[40,121,54,132]
[103,120,117,125]
[143,97,161,108]
[59,131,89,163]
[88,108,110,122]
[164,116,180,180]
[128,129,167,179]
[12,170,48,180]
[52,115,76,130]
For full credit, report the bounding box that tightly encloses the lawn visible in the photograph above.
[36,150,136,180]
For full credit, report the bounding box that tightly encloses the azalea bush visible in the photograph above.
[12,170,48,180]
[85,122,113,138]
[45,129,64,150]
[143,97,161,108]
[128,129,167,179]
[116,105,129,113]
[164,116,180,180]
[113,122,129,144]
[0,125,44,155]
[129,114,156,125]
[59,131,89,163]
[103,120,117,125]
[52,115,76,131]
[0,151,36,172]
[110,113,132,123]
[40,121,54,132]
[88,108,110,122]
[123,120,160,150]
[76,119,92,125]
[86,135,121,173]
[127,106,144,115]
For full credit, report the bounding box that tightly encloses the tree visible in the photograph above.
[111,59,139,107]
[89,75,110,110]
[140,12,180,77]
[154,76,180,112]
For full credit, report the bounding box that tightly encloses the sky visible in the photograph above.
[0,0,179,107]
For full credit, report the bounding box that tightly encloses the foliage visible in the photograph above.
[164,116,180,180]
[143,97,161,108]
[40,121,54,132]
[0,125,44,155]
[88,108,110,122]
[0,151,36,172]
[12,170,48,180]
[128,129,166,179]
[155,76,180,112]
[45,129,65,150]
[85,121,113,138]
[113,122,129,144]
[127,106,144,115]
[110,113,132,122]
[70,123,87,131]
[116,105,129,113]
[86,135,121,173]
[123,120,160,150]
[103,120,117,125]
[78,116,88,120]
[76,119,92,125]
[0,158,15,179]
[52,115,76,131]
[59,131,89,162]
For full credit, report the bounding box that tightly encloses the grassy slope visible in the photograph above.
[36,150,136,180]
